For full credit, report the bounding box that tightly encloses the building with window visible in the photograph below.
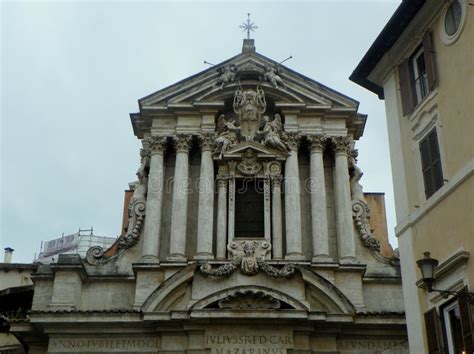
[11,39,408,353]
[34,229,117,264]
[351,0,473,353]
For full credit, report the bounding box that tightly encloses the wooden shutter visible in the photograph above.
[424,308,445,354]
[458,286,474,353]
[420,129,444,198]
[423,31,438,91]
[398,59,416,116]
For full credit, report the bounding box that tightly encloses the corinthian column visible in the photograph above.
[333,136,356,263]
[168,134,192,262]
[215,176,227,259]
[142,136,167,262]
[284,133,305,260]
[308,135,332,262]
[195,134,215,260]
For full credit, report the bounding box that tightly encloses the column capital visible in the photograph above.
[285,133,301,151]
[216,176,228,187]
[173,134,192,153]
[271,175,283,187]
[307,134,327,153]
[144,136,167,155]
[332,136,352,155]
[198,133,216,152]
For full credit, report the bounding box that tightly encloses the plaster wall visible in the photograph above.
[0,268,33,290]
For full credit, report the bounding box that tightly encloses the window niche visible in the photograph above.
[234,178,265,238]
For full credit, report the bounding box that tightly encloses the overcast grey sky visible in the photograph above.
[1,1,400,263]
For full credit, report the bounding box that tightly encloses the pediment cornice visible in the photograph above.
[137,52,359,114]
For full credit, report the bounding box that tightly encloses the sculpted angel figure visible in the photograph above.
[257,114,289,152]
[263,65,284,88]
[349,151,365,201]
[215,114,241,158]
[131,149,150,203]
[216,64,237,89]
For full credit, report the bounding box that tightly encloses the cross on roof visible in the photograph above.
[239,13,257,40]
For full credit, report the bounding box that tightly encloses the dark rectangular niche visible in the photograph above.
[234,178,265,238]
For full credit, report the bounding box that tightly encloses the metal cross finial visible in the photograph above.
[239,13,257,39]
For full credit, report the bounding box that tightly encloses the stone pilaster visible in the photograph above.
[271,175,283,259]
[308,135,332,262]
[284,133,305,260]
[216,176,228,259]
[195,134,215,260]
[142,136,167,262]
[333,136,356,263]
[168,134,192,262]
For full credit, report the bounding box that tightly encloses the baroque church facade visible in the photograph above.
[12,40,408,353]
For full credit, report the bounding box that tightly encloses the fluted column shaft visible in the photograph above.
[142,137,166,262]
[308,135,332,262]
[195,134,215,260]
[333,137,356,263]
[271,175,283,259]
[168,134,192,262]
[216,177,228,259]
[284,134,304,260]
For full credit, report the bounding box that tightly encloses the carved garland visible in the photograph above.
[200,241,296,278]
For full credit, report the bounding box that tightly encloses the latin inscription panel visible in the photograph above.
[48,337,159,353]
[337,339,409,354]
[205,327,293,354]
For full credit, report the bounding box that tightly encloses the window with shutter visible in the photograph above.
[398,31,438,116]
[424,307,445,354]
[419,128,444,198]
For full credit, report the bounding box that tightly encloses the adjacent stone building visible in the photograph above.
[11,39,407,353]
[351,0,473,352]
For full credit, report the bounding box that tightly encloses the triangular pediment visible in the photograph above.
[221,141,287,160]
[138,49,359,112]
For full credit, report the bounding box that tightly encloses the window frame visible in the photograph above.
[440,298,464,354]
[398,31,437,116]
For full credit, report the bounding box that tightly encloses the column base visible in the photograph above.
[167,254,187,263]
[194,252,214,261]
[139,255,160,264]
[339,256,358,265]
[311,255,334,263]
[285,253,306,261]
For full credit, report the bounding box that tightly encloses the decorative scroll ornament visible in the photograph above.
[349,149,381,252]
[215,114,242,159]
[237,148,262,175]
[218,290,281,310]
[216,64,237,89]
[200,241,296,278]
[86,148,150,265]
